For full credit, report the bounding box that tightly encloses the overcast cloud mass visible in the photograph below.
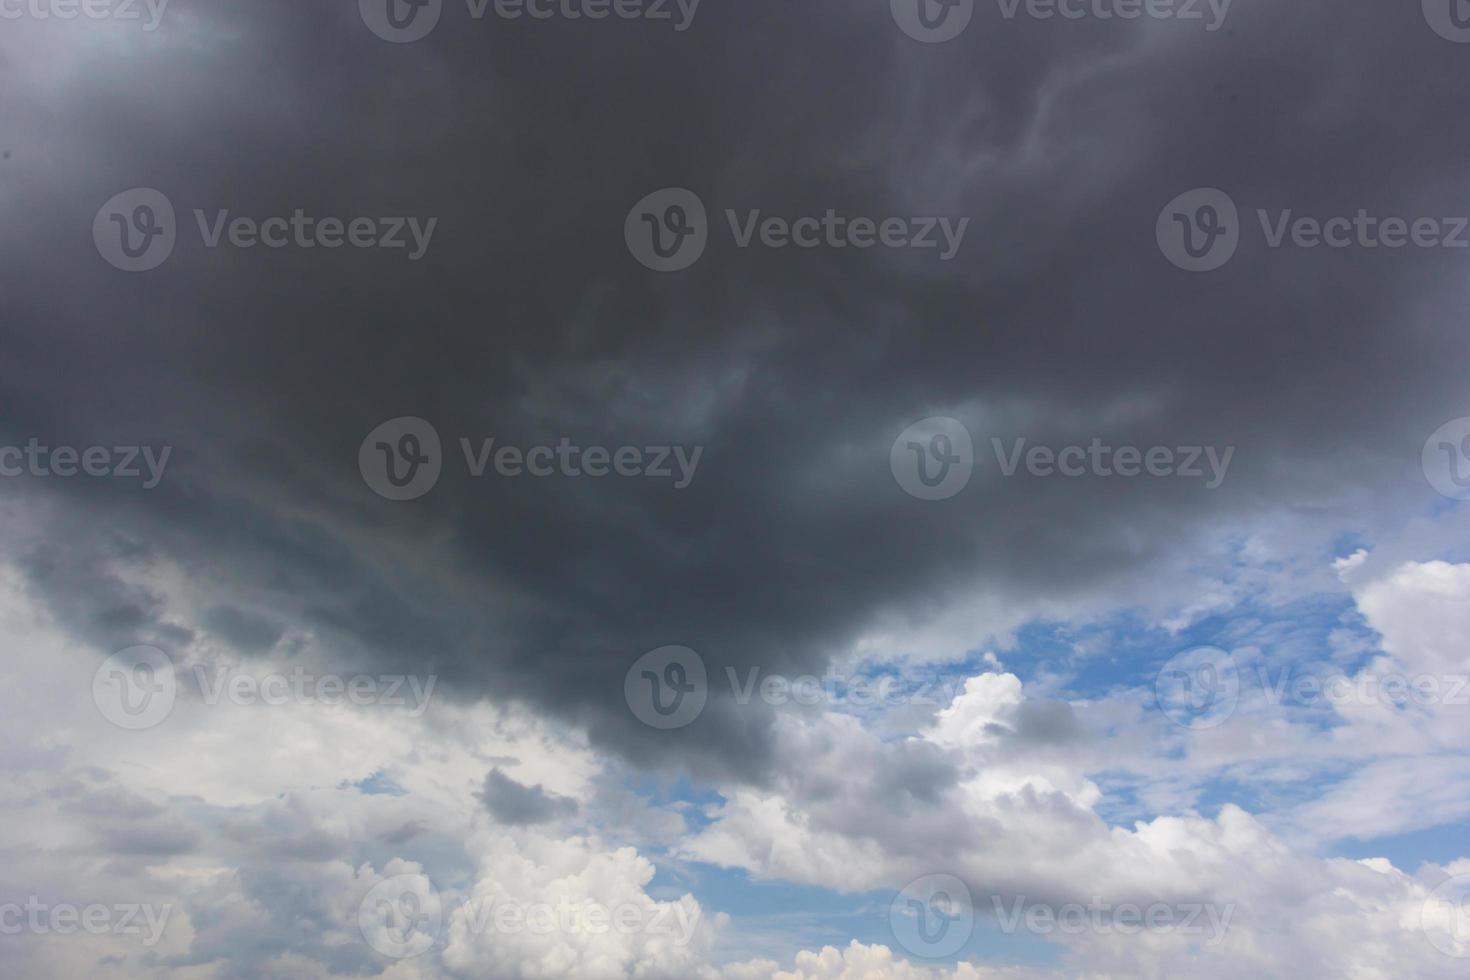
[3,0,1470,976]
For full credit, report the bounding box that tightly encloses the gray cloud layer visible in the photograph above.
[5,0,1468,787]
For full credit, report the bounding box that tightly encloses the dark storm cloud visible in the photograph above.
[988,701,1085,748]
[480,768,579,824]
[5,0,1469,785]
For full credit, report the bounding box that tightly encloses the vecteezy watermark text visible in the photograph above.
[992,895,1234,945]
[92,646,438,730]
[1158,187,1470,272]
[0,898,171,947]
[94,188,437,272]
[358,873,700,960]
[995,0,1231,30]
[887,873,1234,961]
[990,437,1233,487]
[360,0,701,43]
[1256,665,1470,709]
[0,440,171,488]
[890,417,1235,501]
[359,417,703,500]
[624,188,969,272]
[624,647,966,729]
[0,0,168,29]
[1154,645,1470,729]
[890,0,1231,44]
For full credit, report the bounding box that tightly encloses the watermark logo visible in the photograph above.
[361,420,704,499]
[94,188,176,272]
[361,0,699,41]
[1157,188,1239,272]
[190,666,438,716]
[893,424,1234,500]
[992,437,1233,487]
[0,440,172,487]
[1155,646,1238,729]
[992,896,1233,945]
[459,437,701,486]
[361,0,443,42]
[96,190,437,270]
[1424,0,1470,43]
[92,646,178,730]
[1423,417,1470,500]
[625,645,707,729]
[360,873,442,959]
[626,188,708,272]
[891,417,974,501]
[1422,873,1470,958]
[451,895,701,944]
[891,0,973,42]
[995,0,1231,31]
[360,417,443,501]
[0,898,172,946]
[1,0,170,29]
[890,873,974,959]
[1160,189,1470,271]
[1256,665,1470,709]
[725,665,964,710]
[627,190,970,270]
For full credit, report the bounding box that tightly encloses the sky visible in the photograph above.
[3,0,1470,976]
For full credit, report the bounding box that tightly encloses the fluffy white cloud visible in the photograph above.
[442,831,715,978]
[679,561,1470,977]
[6,533,1470,979]
[709,940,1033,979]
[0,558,708,980]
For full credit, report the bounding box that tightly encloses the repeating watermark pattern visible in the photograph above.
[360,0,700,43]
[726,666,964,710]
[891,0,974,42]
[1,0,168,28]
[357,873,700,960]
[1154,646,1239,730]
[93,646,178,730]
[992,896,1234,945]
[992,437,1233,487]
[93,188,176,272]
[625,646,708,729]
[1257,666,1470,709]
[1423,417,1470,500]
[459,437,701,486]
[360,874,443,959]
[1422,872,1470,958]
[1159,187,1470,271]
[360,417,704,500]
[0,899,172,946]
[625,189,970,272]
[891,417,975,501]
[189,665,437,716]
[92,646,438,730]
[995,0,1232,30]
[0,439,171,488]
[452,897,700,946]
[890,874,974,959]
[94,189,437,272]
[625,188,708,272]
[1156,649,1470,728]
[623,649,967,729]
[893,0,1230,41]
[891,418,1235,500]
[360,417,444,501]
[1156,188,1238,272]
[1423,0,1470,43]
